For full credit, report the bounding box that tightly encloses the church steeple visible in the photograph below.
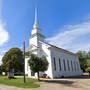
[30,7,45,46]
[31,7,42,35]
[33,7,39,29]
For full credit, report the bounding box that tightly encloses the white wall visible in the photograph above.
[40,43,53,78]
[25,58,29,74]
[30,36,38,46]
[50,48,82,78]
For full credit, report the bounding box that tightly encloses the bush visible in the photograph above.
[86,67,90,75]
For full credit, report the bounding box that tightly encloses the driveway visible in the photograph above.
[0,76,90,90]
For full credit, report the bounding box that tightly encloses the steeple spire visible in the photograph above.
[33,7,39,29]
[30,6,45,45]
[35,7,37,25]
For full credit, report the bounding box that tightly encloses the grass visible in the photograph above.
[0,76,40,88]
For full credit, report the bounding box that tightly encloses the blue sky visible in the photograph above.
[0,0,90,64]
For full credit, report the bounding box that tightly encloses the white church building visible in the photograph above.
[25,9,82,79]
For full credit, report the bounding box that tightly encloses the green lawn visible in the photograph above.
[0,77,40,88]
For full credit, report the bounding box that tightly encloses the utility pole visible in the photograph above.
[23,41,26,83]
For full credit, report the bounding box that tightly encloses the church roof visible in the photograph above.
[39,41,77,56]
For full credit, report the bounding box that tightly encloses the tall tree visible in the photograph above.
[28,54,49,81]
[2,48,24,73]
[87,51,90,59]
[0,66,2,75]
[76,51,87,72]
[86,59,90,75]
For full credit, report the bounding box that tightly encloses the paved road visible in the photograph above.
[0,87,6,90]
[0,85,13,90]
[0,86,9,90]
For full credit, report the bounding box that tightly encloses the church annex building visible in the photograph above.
[25,9,82,79]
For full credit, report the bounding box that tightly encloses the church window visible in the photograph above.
[76,62,78,71]
[75,62,77,71]
[59,58,61,71]
[63,59,66,71]
[77,62,79,70]
[67,60,70,71]
[74,61,76,72]
[71,61,73,71]
[53,57,56,71]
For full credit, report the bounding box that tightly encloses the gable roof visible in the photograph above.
[39,41,77,56]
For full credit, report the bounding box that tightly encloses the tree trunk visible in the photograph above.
[89,72,90,76]
[37,71,40,81]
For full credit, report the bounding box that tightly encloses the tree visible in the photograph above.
[87,51,90,59]
[86,59,90,75]
[76,51,87,72]
[28,54,49,81]
[2,48,24,73]
[0,66,2,75]
[86,67,90,75]
[25,51,31,58]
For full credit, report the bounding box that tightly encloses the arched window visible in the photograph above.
[74,61,76,72]
[63,59,66,71]
[77,62,79,70]
[59,58,61,71]
[71,61,73,71]
[53,57,56,71]
[67,60,70,71]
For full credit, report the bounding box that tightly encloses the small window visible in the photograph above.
[53,57,56,71]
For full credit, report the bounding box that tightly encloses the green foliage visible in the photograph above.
[0,66,2,75]
[86,59,90,67]
[25,51,31,58]
[28,54,49,80]
[86,67,90,75]
[85,59,90,75]
[76,51,87,72]
[86,67,90,72]
[0,77,40,88]
[88,51,90,58]
[76,51,88,59]
[2,48,24,73]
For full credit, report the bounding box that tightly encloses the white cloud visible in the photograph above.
[46,20,90,52]
[0,55,3,65]
[0,0,9,46]
[0,0,9,64]
[0,21,9,46]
